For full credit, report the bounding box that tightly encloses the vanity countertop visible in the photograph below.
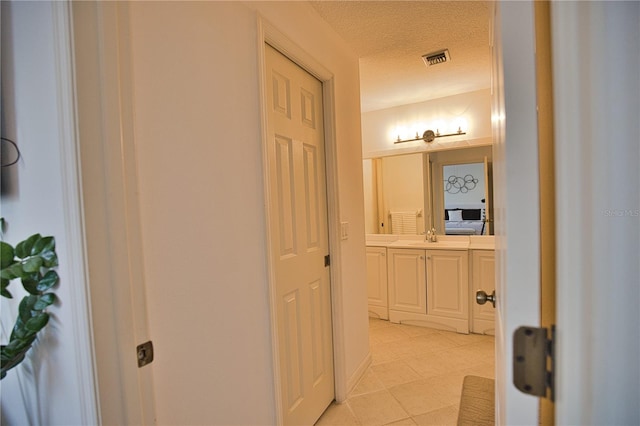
[366,234,495,251]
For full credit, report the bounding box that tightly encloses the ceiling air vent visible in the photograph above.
[422,49,451,67]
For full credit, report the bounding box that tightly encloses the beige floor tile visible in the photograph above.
[369,318,393,329]
[412,405,459,426]
[350,368,386,397]
[456,363,495,381]
[438,330,493,347]
[317,320,495,426]
[409,334,461,352]
[394,323,441,338]
[390,337,434,358]
[434,347,487,372]
[370,325,412,345]
[371,341,402,365]
[372,338,433,362]
[348,390,410,426]
[460,341,495,363]
[387,379,453,416]
[371,360,422,388]
[315,401,361,426]
[420,373,467,405]
[402,352,447,378]
[384,417,417,425]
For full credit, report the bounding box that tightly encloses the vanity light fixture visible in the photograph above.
[394,127,466,144]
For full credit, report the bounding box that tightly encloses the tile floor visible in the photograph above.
[315,318,494,426]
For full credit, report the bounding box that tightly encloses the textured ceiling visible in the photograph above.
[309,1,492,112]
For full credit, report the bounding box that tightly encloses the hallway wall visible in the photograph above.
[127,2,369,424]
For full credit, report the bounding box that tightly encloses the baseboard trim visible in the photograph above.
[343,352,372,402]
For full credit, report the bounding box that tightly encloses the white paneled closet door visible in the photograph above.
[264,43,335,426]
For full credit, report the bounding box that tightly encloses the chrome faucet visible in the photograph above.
[425,227,437,242]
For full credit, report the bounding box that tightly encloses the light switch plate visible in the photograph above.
[340,222,349,240]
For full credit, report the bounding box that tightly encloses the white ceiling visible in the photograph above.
[309,1,493,112]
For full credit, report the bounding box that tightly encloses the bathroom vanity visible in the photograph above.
[366,234,495,334]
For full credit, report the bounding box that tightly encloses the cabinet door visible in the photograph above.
[471,250,495,334]
[426,250,469,320]
[366,247,388,319]
[388,249,426,314]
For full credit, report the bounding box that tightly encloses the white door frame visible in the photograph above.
[71,2,156,424]
[54,3,100,423]
[492,1,540,424]
[256,16,347,424]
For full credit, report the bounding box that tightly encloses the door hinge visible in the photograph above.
[513,325,555,401]
[324,254,330,267]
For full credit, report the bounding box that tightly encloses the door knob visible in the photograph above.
[476,290,496,308]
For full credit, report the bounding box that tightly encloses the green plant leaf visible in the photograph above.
[1,225,59,381]
[10,323,29,340]
[22,256,43,273]
[15,234,41,259]
[1,278,12,298]
[41,250,58,268]
[21,274,40,295]
[12,316,25,334]
[2,336,36,361]
[32,236,54,256]
[18,295,39,323]
[36,237,57,267]
[10,319,37,343]
[0,263,25,280]
[2,351,27,378]
[1,242,15,269]
[36,270,58,292]
[3,336,32,356]
[34,293,56,310]
[25,313,49,332]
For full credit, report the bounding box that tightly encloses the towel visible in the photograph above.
[390,211,418,234]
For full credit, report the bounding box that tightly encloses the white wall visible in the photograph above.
[362,89,492,158]
[1,2,97,424]
[552,2,640,424]
[126,2,369,424]
[363,159,377,233]
[382,154,425,234]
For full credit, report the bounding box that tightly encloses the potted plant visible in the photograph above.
[1,218,59,380]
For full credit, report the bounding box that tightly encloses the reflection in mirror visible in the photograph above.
[363,146,493,235]
[442,163,487,235]
[363,154,426,235]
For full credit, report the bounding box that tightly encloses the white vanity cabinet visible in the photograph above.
[387,248,427,315]
[470,250,496,335]
[366,246,389,319]
[425,249,469,333]
[367,237,493,334]
[386,247,469,333]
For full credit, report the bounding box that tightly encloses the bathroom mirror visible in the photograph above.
[363,146,493,235]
